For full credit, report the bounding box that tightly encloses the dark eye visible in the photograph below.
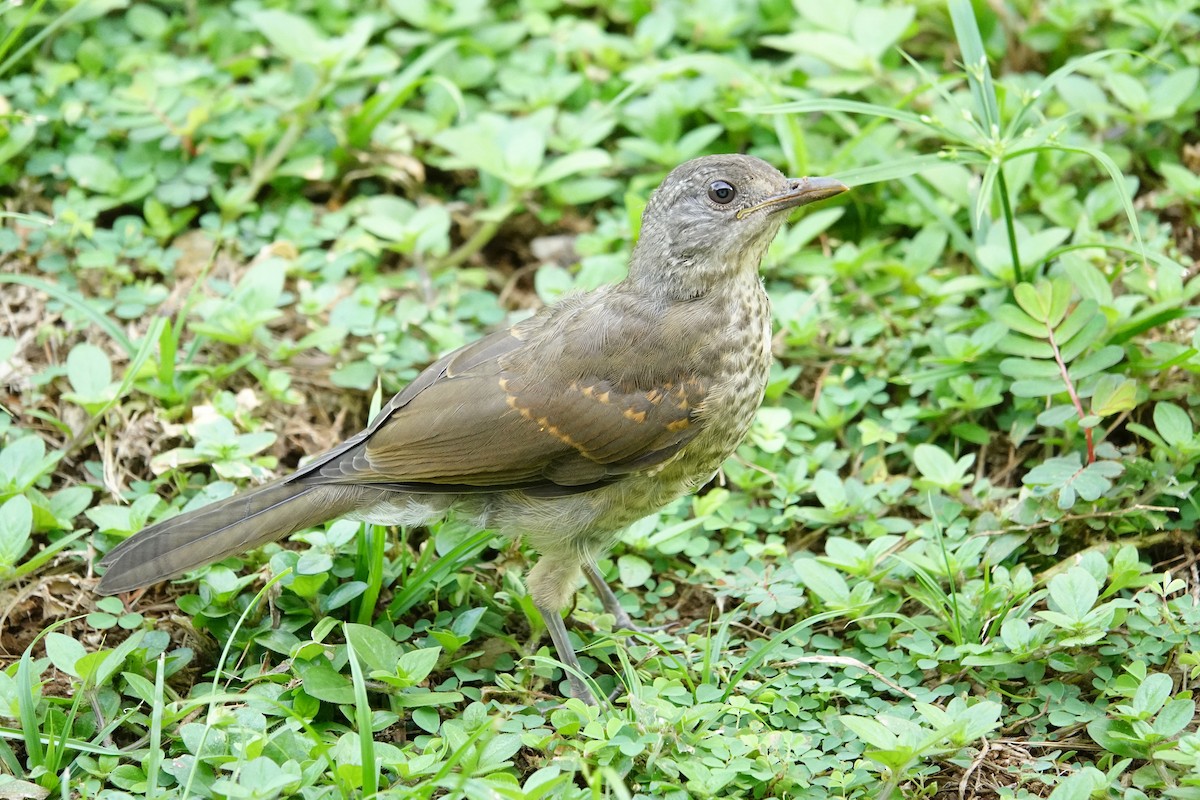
[707,180,736,204]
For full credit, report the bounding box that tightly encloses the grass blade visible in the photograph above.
[947,0,1001,135]
[344,623,379,797]
[0,274,134,355]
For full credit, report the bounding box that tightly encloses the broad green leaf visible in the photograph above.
[853,5,916,59]
[1010,378,1069,397]
[1067,346,1124,381]
[998,357,1060,380]
[65,342,114,399]
[1089,375,1137,417]
[838,714,898,750]
[535,148,611,187]
[1046,767,1109,800]
[396,647,442,686]
[45,631,88,678]
[296,658,354,704]
[1132,673,1172,717]
[1048,567,1098,621]
[0,495,33,567]
[1058,315,1109,363]
[617,554,652,588]
[1055,299,1101,347]
[1036,405,1078,427]
[794,558,850,605]
[996,334,1054,358]
[1153,402,1194,448]
[1106,72,1149,114]
[912,443,973,490]
[1154,698,1196,738]
[345,623,400,674]
[249,9,334,64]
[994,303,1047,338]
[1149,67,1199,116]
[0,436,61,493]
[65,153,122,194]
[1014,280,1071,326]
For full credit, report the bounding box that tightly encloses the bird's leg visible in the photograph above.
[534,601,597,705]
[583,562,670,634]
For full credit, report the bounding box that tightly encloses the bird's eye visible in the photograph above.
[707,180,736,204]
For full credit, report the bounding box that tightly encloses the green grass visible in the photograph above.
[2,0,1199,798]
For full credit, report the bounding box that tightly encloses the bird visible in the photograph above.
[96,154,848,703]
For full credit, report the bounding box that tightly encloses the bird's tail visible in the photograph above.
[96,480,377,594]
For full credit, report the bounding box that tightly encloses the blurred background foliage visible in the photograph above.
[1,0,1199,797]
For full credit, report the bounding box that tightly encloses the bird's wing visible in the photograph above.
[296,296,709,492]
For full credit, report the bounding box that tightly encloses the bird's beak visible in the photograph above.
[737,177,850,219]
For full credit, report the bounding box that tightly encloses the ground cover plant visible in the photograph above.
[1,0,1199,797]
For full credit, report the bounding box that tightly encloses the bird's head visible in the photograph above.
[630,154,848,296]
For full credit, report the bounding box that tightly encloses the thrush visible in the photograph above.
[97,154,848,702]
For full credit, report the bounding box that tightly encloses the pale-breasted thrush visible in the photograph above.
[97,154,848,702]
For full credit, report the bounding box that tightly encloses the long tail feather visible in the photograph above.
[96,480,376,594]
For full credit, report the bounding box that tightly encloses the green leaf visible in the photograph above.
[749,98,932,133]
[534,148,611,187]
[1048,567,1098,621]
[396,647,441,686]
[45,631,87,678]
[65,153,122,195]
[0,495,33,568]
[839,714,898,750]
[1023,454,1123,509]
[1089,375,1137,418]
[1055,299,1101,347]
[1149,67,1199,116]
[1153,698,1195,738]
[1037,405,1078,427]
[794,558,850,605]
[1067,346,1124,381]
[912,443,973,490]
[477,733,522,771]
[996,334,1054,359]
[1046,769,1106,800]
[344,623,399,674]
[0,120,36,167]
[947,0,998,133]
[64,342,115,405]
[1013,281,1071,326]
[296,657,354,704]
[994,303,1047,338]
[1132,673,1172,717]
[249,9,334,63]
[617,554,652,588]
[1086,718,1148,759]
[1010,377,1070,398]
[1153,402,1194,448]
[412,707,441,734]
[1058,316,1109,363]
[998,357,1061,380]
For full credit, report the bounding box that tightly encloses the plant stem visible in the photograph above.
[227,70,331,217]
[996,165,1023,284]
[1047,322,1095,464]
[434,199,519,271]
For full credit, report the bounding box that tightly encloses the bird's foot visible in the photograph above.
[604,609,675,636]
